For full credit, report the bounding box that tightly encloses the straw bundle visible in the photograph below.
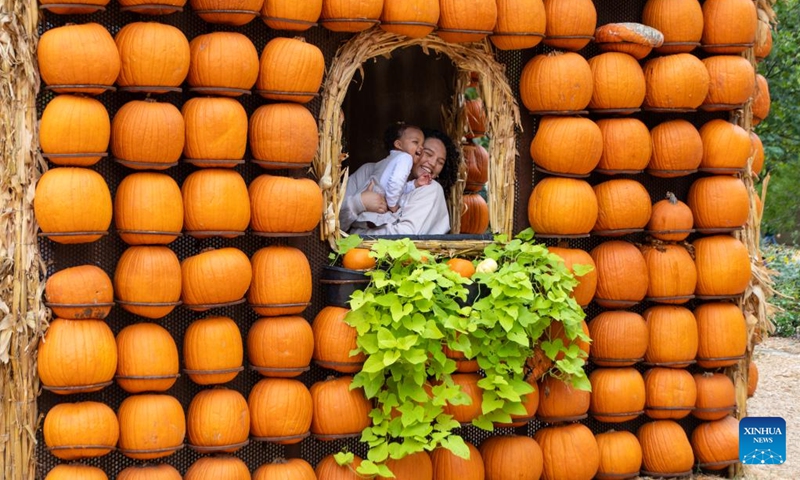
[0,1,48,478]
[313,28,521,251]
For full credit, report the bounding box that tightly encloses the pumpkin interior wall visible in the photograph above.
[37,0,738,477]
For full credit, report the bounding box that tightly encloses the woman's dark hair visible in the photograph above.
[423,128,460,198]
[383,122,422,151]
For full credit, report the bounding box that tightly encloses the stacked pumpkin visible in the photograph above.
[460,75,490,235]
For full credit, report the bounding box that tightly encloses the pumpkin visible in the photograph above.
[647,192,694,241]
[45,265,113,319]
[750,131,765,176]
[643,53,710,110]
[315,454,365,479]
[465,97,487,136]
[182,97,248,166]
[117,0,186,14]
[116,323,180,393]
[588,311,648,366]
[256,37,324,103]
[249,103,319,168]
[694,302,747,368]
[693,372,735,420]
[527,178,598,235]
[464,144,489,192]
[460,193,489,234]
[45,464,108,480]
[530,116,603,175]
[443,336,479,373]
[534,423,600,480]
[699,119,752,171]
[380,0,440,39]
[637,420,694,476]
[111,99,185,170]
[248,316,314,377]
[430,442,485,480]
[117,394,186,460]
[595,430,642,480]
[480,435,543,480]
[114,246,182,318]
[320,0,383,32]
[595,118,651,172]
[589,367,646,423]
[494,374,540,427]
[37,23,121,95]
[310,376,372,438]
[588,52,646,111]
[182,247,252,310]
[187,32,259,96]
[183,316,244,384]
[491,0,546,50]
[748,362,759,397]
[187,388,250,451]
[190,0,264,25]
[755,26,773,61]
[43,401,119,460]
[644,367,697,419]
[693,235,751,297]
[545,319,591,361]
[249,174,323,234]
[34,167,112,244]
[447,258,476,278]
[184,456,251,480]
[520,52,593,113]
[312,306,366,372]
[437,0,497,43]
[752,74,771,126]
[537,375,591,423]
[542,0,597,51]
[592,179,652,234]
[182,169,251,237]
[702,0,757,54]
[643,306,699,368]
[40,95,110,166]
[38,319,117,394]
[39,0,108,13]
[262,0,323,31]
[688,176,749,230]
[594,22,664,59]
[377,451,433,480]
[640,244,697,303]
[648,119,703,176]
[249,246,312,316]
[590,241,649,308]
[443,373,483,424]
[702,56,756,109]
[254,458,316,480]
[117,465,183,480]
[114,172,183,245]
[342,248,376,270]
[642,0,703,54]
[248,378,313,443]
[691,416,740,469]
[547,247,597,307]
[115,22,190,94]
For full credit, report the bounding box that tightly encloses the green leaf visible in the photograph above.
[383,350,401,366]
[362,353,387,373]
[377,328,397,348]
[337,234,363,255]
[440,435,470,459]
[334,451,355,466]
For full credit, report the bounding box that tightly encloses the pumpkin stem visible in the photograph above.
[666,191,678,204]
[271,457,289,464]
[293,36,307,43]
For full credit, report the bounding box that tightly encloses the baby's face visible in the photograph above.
[394,128,424,159]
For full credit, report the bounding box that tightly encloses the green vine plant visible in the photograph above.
[339,229,591,478]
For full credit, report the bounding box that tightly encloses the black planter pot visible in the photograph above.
[456,282,482,308]
[320,265,370,308]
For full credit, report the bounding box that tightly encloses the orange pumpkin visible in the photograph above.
[542,0,597,50]
[39,0,109,13]
[593,179,652,234]
[187,32,259,96]
[187,388,250,452]
[589,367,646,423]
[643,305,698,367]
[248,316,314,377]
[45,464,108,480]
[40,95,110,166]
[547,246,597,307]
[637,420,694,476]
[702,56,756,109]
[117,0,186,14]
[182,97,248,166]
[750,131,765,176]
[190,0,264,25]
[437,0,497,43]
[520,52,593,113]
[589,311,648,366]
[692,416,740,469]
[117,394,186,460]
[184,456,251,480]
[310,376,372,439]
[181,169,251,238]
[320,0,383,32]
[342,248,376,270]
[481,436,543,480]
[115,322,179,393]
[115,22,190,94]
[699,119,752,171]
[45,265,113,319]
[491,0,546,50]
[694,302,747,368]
[43,401,119,460]
[254,458,316,480]
[537,375,591,423]
[647,192,694,241]
[755,26,773,61]
[688,176,750,230]
[545,319,591,361]
[447,258,475,278]
[595,430,642,480]
[460,193,489,234]
[588,52,646,111]
[111,99,185,170]
[644,367,697,419]
[701,0,757,54]
[114,246,182,319]
[528,178,598,236]
[590,241,649,308]
[642,0,704,54]
[315,454,365,479]
[249,174,323,234]
[693,235,751,297]
[183,316,244,385]
[249,246,312,316]
[312,306,365,373]
[430,442,485,480]
[181,247,252,310]
[262,0,323,31]
[693,372,735,421]
[114,172,183,245]
[648,119,703,176]
[494,374,540,427]
[465,98,487,136]
[380,0,440,38]
[640,244,697,303]
[752,74,771,126]
[443,373,483,424]
[594,22,665,59]
[34,167,112,244]
[748,361,759,397]
[643,53,710,110]
[38,319,117,395]
[463,144,489,192]
[256,37,324,103]
[248,378,313,443]
[249,103,319,168]
[595,118,652,172]
[530,116,603,175]
[377,451,433,480]
[534,423,600,480]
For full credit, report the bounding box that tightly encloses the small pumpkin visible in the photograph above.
[640,243,697,303]
[249,103,319,168]
[588,311,648,366]
[187,32,259,96]
[249,246,312,316]
[261,0,323,31]
[248,316,314,377]
[115,22,190,94]
[637,420,695,476]
[187,388,250,452]
[430,442,485,480]
[491,0,546,50]
[312,306,365,373]
[437,0,497,43]
[520,52,593,113]
[693,235,751,297]
[542,0,597,51]
[547,247,597,307]
[752,74,771,126]
[701,0,757,54]
[590,240,649,308]
[480,435,543,480]
[310,376,372,439]
[117,394,186,460]
[702,56,756,109]
[592,179,653,234]
[588,52,646,111]
[256,37,325,103]
[642,0,704,54]
[183,316,244,385]
[182,97,249,165]
[184,456,251,480]
[342,248,376,270]
[111,99,185,170]
[595,430,642,480]
[595,118,652,172]
[181,247,252,310]
[460,193,489,234]
[114,172,183,245]
[647,192,694,241]
[648,119,703,176]
[254,458,316,480]
[249,174,323,234]
[248,378,313,443]
[40,95,110,166]
[115,322,180,393]
[45,464,108,480]
[537,375,591,423]
[643,53,710,110]
[644,367,697,419]
[45,265,113,319]
[463,143,489,192]
[643,305,698,367]
[693,372,735,420]
[530,116,603,175]
[380,0,440,39]
[190,0,264,25]
[114,246,182,319]
[320,0,384,32]
[694,302,747,368]
[589,367,646,423]
[528,177,598,236]
[447,258,476,278]
[43,401,119,460]
[534,423,600,480]
[182,169,251,238]
[691,416,740,469]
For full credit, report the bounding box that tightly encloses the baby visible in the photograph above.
[374,123,431,213]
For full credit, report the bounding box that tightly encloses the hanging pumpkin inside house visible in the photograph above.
[460,193,489,234]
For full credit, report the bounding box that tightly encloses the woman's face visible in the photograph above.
[412,137,446,181]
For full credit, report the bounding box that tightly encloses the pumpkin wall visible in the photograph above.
[25,0,770,478]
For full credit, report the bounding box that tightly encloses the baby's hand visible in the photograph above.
[387,204,399,213]
[415,173,432,188]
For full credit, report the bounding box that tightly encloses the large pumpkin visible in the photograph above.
[111,99,185,170]
[249,246,312,316]
[588,311,648,366]
[694,302,747,368]
[437,0,497,43]
[520,52,593,113]
[595,430,642,480]
[312,306,365,373]
[249,103,319,168]
[640,244,697,303]
[537,375,591,423]
[248,378,313,443]
[117,394,186,460]
[547,246,597,307]
[480,435,543,480]
[648,119,703,176]
[320,0,383,32]
[377,451,433,480]
[248,316,314,377]
[262,0,323,31]
[638,420,695,476]
[249,174,323,234]
[37,23,121,95]
[698,119,752,171]
[693,372,735,421]
[45,265,113,320]
[491,0,546,50]
[590,241,649,308]
[752,73,771,126]
[380,0,439,38]
[534,423,600,480]
[114,172,184,245]
[595,118,651,172]
[430,442,485,480]
[115,323,179,393]
[643,54,710,110]
[588,52,646,111]
[183,316,244,384]
[589,367,646,423]
[688,176,749,230]
[45,464,108,480]
[190,0,264,25]
[182,169,251,237]
[701,0,757,54]
[115,22,190,94]
[702,56,756,109]
[647,192,694,241]
[187,32,259,96]
[43,401,119,460]
[644,367,697,419]
[530,116,603,175]
[182,97,248,166]
[542,0,597,50]
[693,235,751,297]
[187,388,250,452]
[643,305,698,367]
[528,178,598,236]
[310,376,372,439]
[642,0,703,54]
[34,167,112,244]
[592,179,652,234]
[692,416,740,469]
[40,95,110,166]
[181,247,252,310]
[460,193,489,234]
[256,37,325,103]
[464,144,489,192]
[184,456,251,480]
[114,246,182,319]
[254,458,316,480]
[38,318,117,395]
